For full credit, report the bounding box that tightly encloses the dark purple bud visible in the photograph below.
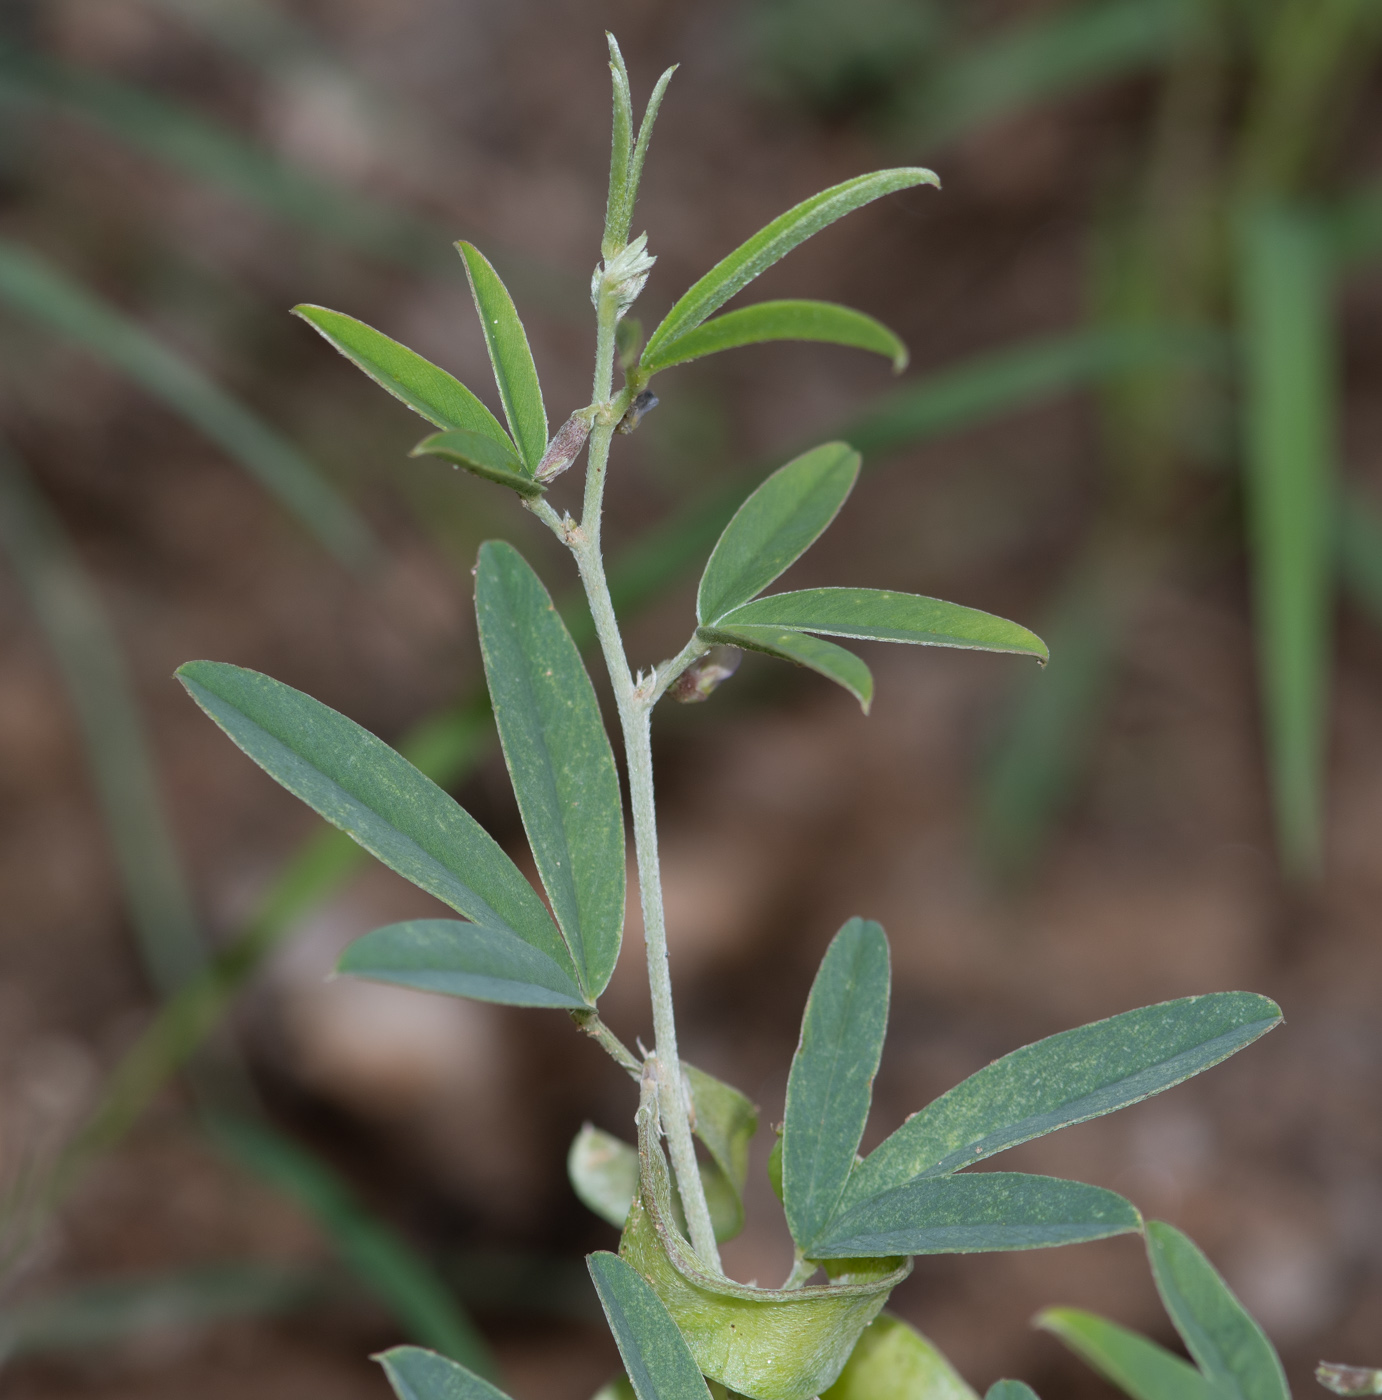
[616,389,659,435]
[671,646,742,704]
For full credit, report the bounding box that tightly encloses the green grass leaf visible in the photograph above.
[717,588,1048,660]
[809,1173,1141,1257]
[839,993,1281,1211]
[458,243,548,472]
[475,542,625,997]
[0,240,374,568]
[411,431,543,497]
[176,661,574,980]
[785,919,890,1251]
[1238,205,1337,878]
[1035,1306,1215,1400]
[588,1253,714,1400]
[986,1384,1039,1400]
[698,443,861,624]
[377,1345,511,1400]
[821,1315,978,1400]
[338,919,587,1009]
[293,305,514,447]
[703,627,873,712]
[643,301,907,374]
[569,1125,640,1229]
[642,169,938,364]
[1145,1222,1289,1400]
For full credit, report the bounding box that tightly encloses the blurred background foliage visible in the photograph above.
[1,0,1381,1396]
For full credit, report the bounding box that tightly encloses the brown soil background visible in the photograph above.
[3,1,1382,1395]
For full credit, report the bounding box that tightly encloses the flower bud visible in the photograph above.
[671,646,742,704]
[616,389,659,435]
[592,232,656,322]
[536,411,593,483]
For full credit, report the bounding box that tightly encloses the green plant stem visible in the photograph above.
[571,1011,641,1080]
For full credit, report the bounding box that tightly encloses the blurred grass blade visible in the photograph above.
[1145,1221,1288,1400]
[1237,205,1337,877]
[784,919,890,1250]
[642,169,938,363]
[641,301,907,375]
[212,1116,494,1375]
[709,627,873,712]
[1336,483,1382,621]
[821,1315,978,1400]
[909,0,1186,148]
[379,1345,511,1400]
[0,241,375,568]
[0,441,204,997]
[1036,1306,1215,1400]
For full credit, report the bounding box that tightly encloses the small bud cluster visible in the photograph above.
[592,233,656,322]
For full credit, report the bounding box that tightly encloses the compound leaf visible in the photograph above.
[176,661,574,979]
[412,430,543,497]
[809,1173,1141,1258]
[643,300,907,375]
[293,305,513,449]
[839,993,1281,1212]
[1036,1307,1215,1400]
[457,241,548,472]
[718,589,1048,661]
[698,443,861,625]
[377,1346,512,1400]
[821,1315,978,1400]
[785,919,890,1251]
[588,1252,713,1400]
[338,919,586,1009]
[475,541,625,997]
[705,626,873,712]
[642,169,938,363]
[1145,1222,1288,1400]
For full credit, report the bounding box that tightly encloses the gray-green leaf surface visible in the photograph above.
[704,626,873,712]
[587,1252,713,1400]
[784,918,890,1250]
[698,443,860,624]
[458,242,548,472]
[568,1124,640,1228]
[1036,1306,1215,1400]
[175,661,572,976]
[642,169,938,364]
[377,1346,513,1400]
[810,1173,1140,1257]
[475,541,625,996]
[839,993,1281,1211]
[642,301,906,374]
[985,1383,1040,1400]
[1145,1222,1289,1400]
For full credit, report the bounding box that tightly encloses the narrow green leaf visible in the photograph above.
[377,1346,511,1400]
[457,242,548,472]
[810,1173,1141,1258]
[986,1383,1039,1400]
[642,169,938,363]
[698,443,861,624]
[569,1125,641,1229]
[785,919,890,1250]
[211,1118,492,1373]
[840,994,1281,1210]
[821,1315,978,1400]
[703,626,873,713]
[626,64,677,243]
[643,301,907,375]
[588,1252,714,1400]
[718,588,1048,661]
[1145,1221,1289,1400]
[1238,204,1337,878]
[339,919,586,1009]
[176,661,574,979]
[412,430,544,497]
[0,239,374,568]
[292,305,513,447]
[602,35,635,260]
[1035,1307,1215,1400]
[475,541,625,996]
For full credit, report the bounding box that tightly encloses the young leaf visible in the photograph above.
[176,661,575,979]
[808,1173,1141,1258]
[1035,1307,1215,1400]
[602,36,635,260]
[569,1124,640,1229]
[697,443,861,625]
[457,242,548,472]
[1145,1221,1289,1400]
[475,541,626,997]
[626,63,677,242]
[338,919,587,1009]
[784,919,890,1250]
[716,589,1049,661]
[704,626,874,712]
[412,430,544,497]
[838,993,1282,1212]
[820,1315,978,1400]
[293,305,514,447]
[587,1253,714,1400]
[377,1346,512,1400]
[641,301,907,375]
[986,1384,1039,1400]
[641,169,939,365]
